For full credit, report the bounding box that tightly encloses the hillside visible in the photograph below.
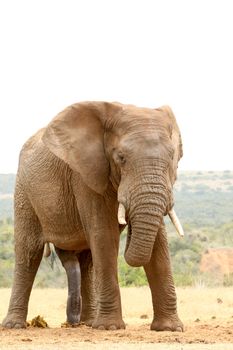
[0,174,15,194]
[174,170,233,226]
[200,248,233,275]
[0,174,14,222]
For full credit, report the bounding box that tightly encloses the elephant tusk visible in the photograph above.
[44,242,51,257]
[168,209,184,237]
[118,203,127,225]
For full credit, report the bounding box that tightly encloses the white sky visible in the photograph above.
[0,0,233,173]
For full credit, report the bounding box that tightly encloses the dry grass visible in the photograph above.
[1,287,233,349]
[1,286,233,326]
[0,286,232,326]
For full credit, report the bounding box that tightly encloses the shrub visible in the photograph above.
[118,256,147,287]
[223,273,233,287]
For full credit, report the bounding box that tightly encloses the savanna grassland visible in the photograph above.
[0,287,233,349]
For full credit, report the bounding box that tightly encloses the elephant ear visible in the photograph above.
[158,105,183,184]
[42,101,121,194]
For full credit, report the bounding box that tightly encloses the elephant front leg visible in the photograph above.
[90,230,125,330]
[76,186,125,330]
[144,225,184,332]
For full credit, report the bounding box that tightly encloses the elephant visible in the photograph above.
[2,101,184,331]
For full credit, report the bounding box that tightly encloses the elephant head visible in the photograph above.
[42,101,183,267]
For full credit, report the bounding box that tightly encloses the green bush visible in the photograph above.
[118,256,147,287]
[173,273,194,286]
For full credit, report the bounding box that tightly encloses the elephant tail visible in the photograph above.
[44,242,51,257]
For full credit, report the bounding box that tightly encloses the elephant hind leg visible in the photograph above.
[55,248,82,325]
[2,181,44,328]
[79,249,97,326]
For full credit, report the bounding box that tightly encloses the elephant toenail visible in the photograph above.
[176,327,183,332]
[97,325,105,330]
[109,325,117,330]
[15,324,22,329]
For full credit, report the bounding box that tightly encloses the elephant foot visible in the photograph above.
[80,317,94,327]
[92,316,125,330]
[67,315,81,326]
[81,310,96,327]
[151,315,184,332]
[2,314,27,329]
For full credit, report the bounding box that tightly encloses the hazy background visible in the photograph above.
[0,0,233,173]
[1,1,233,290]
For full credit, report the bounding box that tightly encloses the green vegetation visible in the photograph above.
[0,224,14,286]
[173,170,233,227]
[118,256,146,287]
[1,171,233,288]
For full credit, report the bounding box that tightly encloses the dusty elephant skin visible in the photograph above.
[2,101,184,331]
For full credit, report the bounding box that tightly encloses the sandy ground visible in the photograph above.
[0,287,233,349]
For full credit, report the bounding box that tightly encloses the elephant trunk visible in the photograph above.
[124,165,168,267]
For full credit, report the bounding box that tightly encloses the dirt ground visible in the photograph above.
[0,287,233,349]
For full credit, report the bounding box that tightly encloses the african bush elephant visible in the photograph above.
[2,101,184,331]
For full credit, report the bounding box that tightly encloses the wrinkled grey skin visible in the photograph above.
[2,101,183,331]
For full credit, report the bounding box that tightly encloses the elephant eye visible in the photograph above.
[117,152,126,165]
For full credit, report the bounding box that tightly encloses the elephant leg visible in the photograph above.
[144,225,184,332]
[76,187,125,330]
[90,235,125,330]
[79,250,97,326]
[55,248,82,325]
[2,183,44,328]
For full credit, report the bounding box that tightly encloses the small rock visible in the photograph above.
[195,318,200,322]
[217,298,223,304]
[174,337,181,343]
[140,314,149,319]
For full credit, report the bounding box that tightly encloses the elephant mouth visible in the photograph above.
[118,202,184,238]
